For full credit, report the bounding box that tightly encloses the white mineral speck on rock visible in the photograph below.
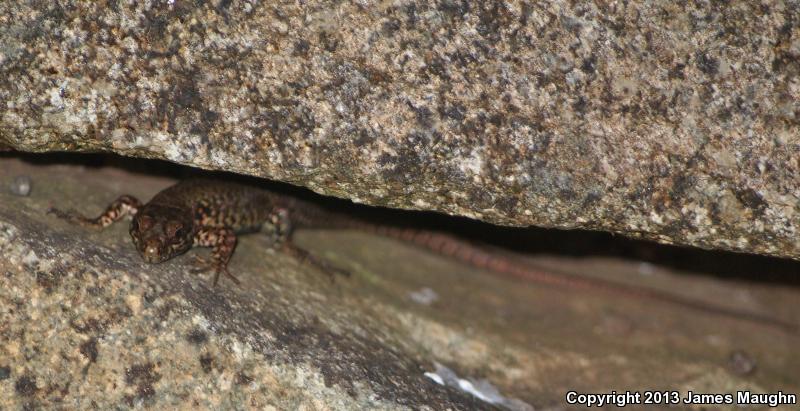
[424,372,444,385]
[125,294,143,316]
[412,198,431,208]
[192,315,211,329]
[459,149,484,180]
[9,176,32,196]
[423,362,534,411]
[218,371,233,391]
[409,288,439,305]
[22,250,39,265]
[637,262,656,276]
[48,85,65,109]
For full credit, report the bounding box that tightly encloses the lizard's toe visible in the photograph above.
[47,207,76,220]
[188,255,239,286]
[313,260,351,281]
[223,269,241,286]
[189,254,209,267]
[188,266,206,275]
[212,266,240,287]
[47,207,100,228]
[189,256,213,276]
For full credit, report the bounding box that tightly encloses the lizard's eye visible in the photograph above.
[137,215,154,231]
[166,221,184,237]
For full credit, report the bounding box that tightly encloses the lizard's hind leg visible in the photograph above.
[48,195,142,228]
[263,208,350,280]
[261,208,293,247]
[281,242,351,280]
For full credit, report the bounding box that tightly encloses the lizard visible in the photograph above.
[48,178,798,334]
[47,179,329,286]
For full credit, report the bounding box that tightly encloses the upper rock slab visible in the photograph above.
[1,1,799,259]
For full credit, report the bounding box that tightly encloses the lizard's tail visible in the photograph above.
[339,222,799,335]
[284,200,797,334]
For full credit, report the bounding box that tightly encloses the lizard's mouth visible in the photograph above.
[140,252,168,264]
[137,239,170,264]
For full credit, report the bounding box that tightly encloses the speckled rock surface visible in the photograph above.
[2,158,800,410]
[1,159,506,410]
[1,2,800,259]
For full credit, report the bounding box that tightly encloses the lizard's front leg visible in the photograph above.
[192,227,239,286]
[48,195,142,228]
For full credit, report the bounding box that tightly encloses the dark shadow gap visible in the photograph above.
[4,150,800,287]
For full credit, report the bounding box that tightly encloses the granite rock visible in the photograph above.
[1,1,799,260]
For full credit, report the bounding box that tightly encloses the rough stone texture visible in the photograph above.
[1,2,800,258]
[2,158,800,409]
[0,159,502,410]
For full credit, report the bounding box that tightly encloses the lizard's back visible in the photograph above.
[148,179,278,233]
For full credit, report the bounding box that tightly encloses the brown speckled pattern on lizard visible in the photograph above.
[49,179,293,285]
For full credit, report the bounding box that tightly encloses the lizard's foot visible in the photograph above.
[191,227,239,286]
[282,243,351,281]
[188,255,241,286]
[47,207,100,228]
[188,254,210,269]
[48,195,141,229]
[48,207,81,222]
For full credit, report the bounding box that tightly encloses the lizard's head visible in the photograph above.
[129,205,194,264]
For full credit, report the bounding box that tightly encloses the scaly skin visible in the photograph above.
[48,179,798,334]
[48,179,303,285]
